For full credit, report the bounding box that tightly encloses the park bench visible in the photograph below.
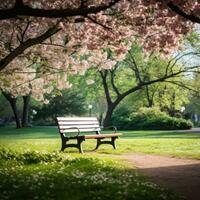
[56,117,122,153]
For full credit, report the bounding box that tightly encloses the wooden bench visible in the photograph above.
[56,117,122,153]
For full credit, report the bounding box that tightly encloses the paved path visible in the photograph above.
[175,127,200,134]
[118,154,200,200]
[171,127,200,134]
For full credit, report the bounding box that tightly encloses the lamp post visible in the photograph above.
[180,106,185,113]
[88,104,93,117]
[180,106,185,118]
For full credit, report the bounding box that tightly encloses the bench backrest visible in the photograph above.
[57,117,101,135]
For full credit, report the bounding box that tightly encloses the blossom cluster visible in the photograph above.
[0,0,199,102]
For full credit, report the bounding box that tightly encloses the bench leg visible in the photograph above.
[61,138,68,152]
[94,137,117,150]
[77,138,84,153]
[95,138,101,150]
[60,137,85,153]
[111,137,116,149]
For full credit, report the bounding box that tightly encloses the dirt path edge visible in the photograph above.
[116,153,200,200]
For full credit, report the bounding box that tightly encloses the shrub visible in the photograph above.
[111,106,131,130]
[112,107,193,130]
[0,149,65,164]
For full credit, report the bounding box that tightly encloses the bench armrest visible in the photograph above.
[63,127,80,136]
[102,126,117,133]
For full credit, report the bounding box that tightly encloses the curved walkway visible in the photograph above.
[118,153,200,200]
[175,127,200,134]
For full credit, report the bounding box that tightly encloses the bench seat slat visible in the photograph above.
[84,133,122,139]
[62,128,101,133]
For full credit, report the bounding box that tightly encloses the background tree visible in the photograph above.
[0,54,72,128]
[142,82,190,116]
[0,94,15,123]
[33,88,86,124]
[94,44,199,126]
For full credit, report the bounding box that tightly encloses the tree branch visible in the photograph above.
[167,1,200,24]
[113,65,200,105]
[109,66,121,97]
[86,15,112,31]
[127,50,143,84]
[0,26,61,71]
[40,42,66,48]
[99,70,113,105]
[20,18,31,43]
[165,52,200,76]
[0,0,120,20]
[164,80,198,93]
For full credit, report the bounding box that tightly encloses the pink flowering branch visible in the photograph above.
[0,26,61,71]
[166,1,200,24]
[86,15,112,31]
[0,0,120,20]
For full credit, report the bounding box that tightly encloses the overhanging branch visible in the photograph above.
[0,0,120,20]
[0,26,61,71]
[167,1,200,24]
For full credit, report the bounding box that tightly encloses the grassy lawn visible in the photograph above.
[0,126,199,200]
[0,127,200,159]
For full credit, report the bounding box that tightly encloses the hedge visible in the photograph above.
[112,107,193,130]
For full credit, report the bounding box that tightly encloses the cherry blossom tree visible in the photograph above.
[0,0,199,128]
[0,50,74,127]
[0,0,199,73]
[0,1,199,23]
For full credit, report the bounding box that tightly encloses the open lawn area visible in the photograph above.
[0,127,200,200]
[0,127,200,159]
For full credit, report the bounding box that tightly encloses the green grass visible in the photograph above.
[0,149,182,200]
[0,127,200,159]
[0,126,199,200]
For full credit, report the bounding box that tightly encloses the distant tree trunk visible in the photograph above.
[98,112,104,126]
[158,89,165,112]
[169,92,176,117]
[21,95,30,127]
[100,70,118,127]
[2,92,21,128]
[103,103,115,127]
[145,85,154,107]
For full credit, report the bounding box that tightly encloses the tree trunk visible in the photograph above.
[145,86,154,107]
[22,95,30,127]
[2,92,21,128]
[169,92,176,117]
[103,103,116,127]
[98,112,104,126]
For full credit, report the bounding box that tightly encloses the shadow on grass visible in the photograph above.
[137,163,200,200]
[0,151,183,200]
